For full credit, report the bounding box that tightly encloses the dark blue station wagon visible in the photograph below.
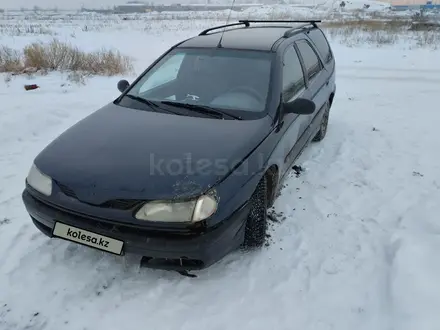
[22,20,336,274]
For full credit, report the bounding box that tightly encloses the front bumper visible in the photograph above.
[22,189,249,270]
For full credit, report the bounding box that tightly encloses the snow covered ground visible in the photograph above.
[1,14,440,330]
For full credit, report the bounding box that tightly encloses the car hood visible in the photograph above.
[35,102,272,204]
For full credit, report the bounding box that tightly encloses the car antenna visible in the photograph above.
[217,0,237,48]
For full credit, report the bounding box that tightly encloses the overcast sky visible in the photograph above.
[1,0,177,10]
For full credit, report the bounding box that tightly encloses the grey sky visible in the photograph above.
[1,0,182,10]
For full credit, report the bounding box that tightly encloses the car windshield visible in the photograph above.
[124,48,273,116]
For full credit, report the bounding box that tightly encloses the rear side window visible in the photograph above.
[282,46,305,101]
[308,29,333,63]
[295,40,322,82]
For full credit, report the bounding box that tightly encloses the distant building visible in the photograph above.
[390,0,439,4]
[389,0,440,10]
[113,2,150,13]
[113,2,252,12]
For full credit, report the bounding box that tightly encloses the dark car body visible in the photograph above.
[22,20,336,271]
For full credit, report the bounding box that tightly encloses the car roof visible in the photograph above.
[177,25,311,52]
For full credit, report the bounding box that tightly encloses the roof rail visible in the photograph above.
[238,20,322,38]
[199,21,250,36]
[198,19,321,37]
[283,24,315,38]
[238,19,321,26]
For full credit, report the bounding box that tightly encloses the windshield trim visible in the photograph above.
[115,47,276,120]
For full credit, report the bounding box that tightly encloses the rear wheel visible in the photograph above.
[312,101,330,142]
[243,175,268,248]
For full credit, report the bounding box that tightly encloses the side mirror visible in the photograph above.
[284,98,316,115]
[117,79,130,93]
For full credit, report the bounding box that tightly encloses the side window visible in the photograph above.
[138,53,185,94]
[295,40,323,82]
[308,29,333,64]
[282,46,305,101]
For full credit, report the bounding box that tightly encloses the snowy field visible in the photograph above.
[1,6,440,330]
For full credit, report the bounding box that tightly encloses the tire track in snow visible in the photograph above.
[269,77,438,326]
[272,74,440,330]
[264,119,393,329]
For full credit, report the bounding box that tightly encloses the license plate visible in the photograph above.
[52,222,124,255]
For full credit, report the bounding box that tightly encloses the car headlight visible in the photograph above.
[26,164,52,196]
[135,194,218,223]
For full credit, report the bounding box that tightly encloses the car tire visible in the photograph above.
[312,101,330,142]
[243,175,268,248]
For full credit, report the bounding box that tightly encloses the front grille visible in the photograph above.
[57,182,77,198]
[99,199,143,210]
[56,181,143,211]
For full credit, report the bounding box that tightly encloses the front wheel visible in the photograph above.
[243,175,268,248]
[312,101,330,142]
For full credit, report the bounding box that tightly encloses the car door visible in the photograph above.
[278,43,308,175]
[294,39,328,133]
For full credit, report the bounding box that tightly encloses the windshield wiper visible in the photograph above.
[161,101,242,120]
[123,95,182,115]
